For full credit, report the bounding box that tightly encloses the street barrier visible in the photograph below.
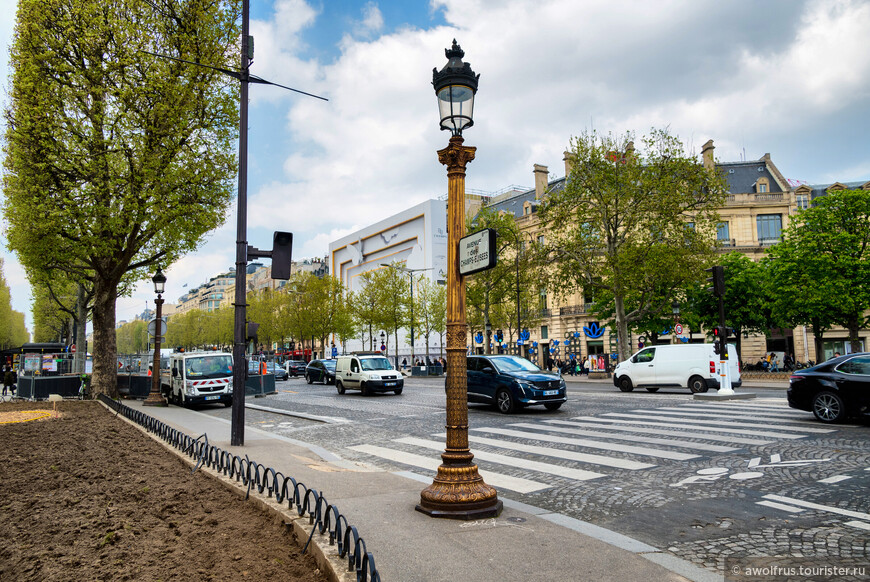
[98,394,380,582]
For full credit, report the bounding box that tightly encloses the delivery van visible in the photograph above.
[334,352,404,396]
[613,343,741,394]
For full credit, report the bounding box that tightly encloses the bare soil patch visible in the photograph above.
[0,400,327,581]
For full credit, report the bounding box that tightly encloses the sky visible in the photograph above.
[1,0,870,338]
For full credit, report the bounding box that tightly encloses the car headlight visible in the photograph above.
[514,380,532,394]
[560,378,567,389]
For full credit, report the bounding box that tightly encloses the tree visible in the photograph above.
[352,271,382,351]
[372,267,410,368]
[117,320,148,354]
[414,277,446,363]
[537,128,727,360]
[766,189,870,355]
[0,261,29,349]
[3,0,240,397]
[465,207,542,353]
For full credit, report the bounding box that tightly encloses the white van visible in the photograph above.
[334,353,404,396]
[613,343,741,394]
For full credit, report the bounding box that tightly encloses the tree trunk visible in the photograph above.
[74,283,88,374]
[614,293,630,361]
[91,277,119,399]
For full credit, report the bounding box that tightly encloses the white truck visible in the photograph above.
[160,351,234,407]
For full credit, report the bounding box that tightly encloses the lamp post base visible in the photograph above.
[416,455,503,520]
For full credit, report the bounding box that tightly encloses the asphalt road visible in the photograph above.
[199,375,870,580]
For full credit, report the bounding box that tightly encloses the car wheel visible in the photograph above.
[812,391,846,423]
[544,402,562,411]
[646,387,660,393]
[496,389,516,414]
[336,380,346,395]
[306,374,313,385]
[223,397,232,408]
[361,382,369,396]
[394,388,403,395]
[688,376,707,394]
[617,376,634,392]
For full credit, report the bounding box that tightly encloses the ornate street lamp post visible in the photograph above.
[416,41,501,519]
[143,268,168,407]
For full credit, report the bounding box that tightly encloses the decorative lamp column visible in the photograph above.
[143,268,168,407]
[417,40,501,519]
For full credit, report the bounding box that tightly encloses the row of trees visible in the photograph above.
[117,270,448,364]
[0,260,29,350]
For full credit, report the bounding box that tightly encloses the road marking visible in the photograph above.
[571,416,807,439]
[818,475,852,484]
[756,500,806,513]
[546,419,774,445]
[509,422,737,453]
[845,521,870,532]
[397,437,607,480]
[650,407,820,424]
[762,494,870,521]
[348,444,549,493]
[470,427,698,461]
[601,413,834,433]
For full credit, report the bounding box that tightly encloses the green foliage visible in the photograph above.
[765,189,870,352]
[537,128,727,359]
[414,276,446,359]
[0,260,30,348]
[116,320,148,354]
[3,0,241,396]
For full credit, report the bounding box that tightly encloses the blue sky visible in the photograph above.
[2,0,870,336]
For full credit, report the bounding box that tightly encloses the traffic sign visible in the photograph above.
[147,318,166,337]
[674,323,683,335]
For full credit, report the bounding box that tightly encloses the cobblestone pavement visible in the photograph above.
[198,377,870,580]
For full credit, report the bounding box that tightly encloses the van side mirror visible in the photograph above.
[482,366,495,374]
[630,356,637,363]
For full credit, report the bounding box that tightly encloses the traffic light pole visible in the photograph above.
[716,295,734,395]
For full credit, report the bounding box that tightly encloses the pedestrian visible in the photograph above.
[2,366,11,396]
[402,358,407,368]
[769,353,779,372]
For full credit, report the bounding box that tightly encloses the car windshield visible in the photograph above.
[186,355,233,379]
[322,360,337,369]
[360,357,392,371]
[491,356,541,373]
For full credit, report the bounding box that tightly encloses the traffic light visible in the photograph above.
[496,329,503,342]
[705,265,725,297]
[270,231,293,280]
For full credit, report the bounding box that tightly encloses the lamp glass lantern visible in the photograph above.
[433,40,479,136]
[152,268,167,295]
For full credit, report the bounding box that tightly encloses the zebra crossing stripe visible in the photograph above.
[762,494,870,521]
[756,500,805,513]
[397,437,608,480]
[509,422,737,453]
[660,406,813,423]
[845,521,870,532]
[571,416,807,439]
[348,444,549,493]
[547,419,774,445]
[635,408,823,425]
[470,427,698,461]
[600,413,833,433]
[444,434,654,470]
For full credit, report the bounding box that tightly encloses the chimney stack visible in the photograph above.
[702,139,715,170]
[534,164,548,199]
[563,151,575,178]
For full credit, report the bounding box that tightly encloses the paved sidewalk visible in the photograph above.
[119,398,724,582]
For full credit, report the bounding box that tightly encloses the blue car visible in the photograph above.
[466,355,567,414]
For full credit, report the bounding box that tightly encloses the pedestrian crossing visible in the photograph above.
[347,400,838,494]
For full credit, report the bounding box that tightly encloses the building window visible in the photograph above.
[539,288,548,311]
[717,222,730,242]
[541,325,548,340]
[757,214,782,244]
[537,235,545,245]
[796,194,808,210]
[757,177,769,193]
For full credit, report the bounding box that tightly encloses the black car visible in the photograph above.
[286,360,307,377]
[467,355,567,414]
[305,359,336,385]
[788,352,870,423]
[265,362,289,381]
